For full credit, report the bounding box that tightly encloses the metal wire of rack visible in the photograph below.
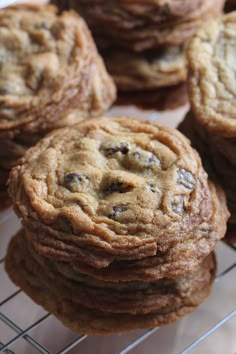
[0,207,235,354]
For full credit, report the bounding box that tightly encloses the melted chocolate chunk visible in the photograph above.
[102,141,129,156]
[160,4,170,18]
[172,195,184,214]
[177,168,195,190]
[106,182,133,194]
[57,217,73,233]
[130,150,160,169]
[108,205,128,220]
[148,183,160,193]
[199,226,212,233]
[148,154,160,165]
[64,172,89,192]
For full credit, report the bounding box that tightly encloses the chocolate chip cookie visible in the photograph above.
[103,45,186,91]
[70,0,224,51]
[0,4,115,138]
[187,12,236,137]
[179,12,236,243]
[7,116,229,334]
[179,111,236,243]
[9,117,229,273]
[0,4,116,205]
[56,0,224,107]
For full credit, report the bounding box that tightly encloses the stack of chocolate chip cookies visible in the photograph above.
[6,117,229,334]
[0,4,116,208]
[58,0,225,106]
[179,12,236,244]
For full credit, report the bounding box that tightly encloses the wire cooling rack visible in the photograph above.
[0,206,236,354]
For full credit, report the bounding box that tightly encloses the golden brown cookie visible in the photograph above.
[69,0,224,51]
[0,4,115,204]
[179,111,236,192]
[24,179,226,282]
[0,4,116,139]
[179,111,236,243]
[187,12,236,137]
[5,229,216,335]
[9,117,229,274]
[59,0,224,95]
[103,46,186,91]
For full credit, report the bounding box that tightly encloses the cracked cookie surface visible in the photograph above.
[179,111,236,244]
[0,4,116,139]
[70,0,224,51]
[187,12,236,137]
[9,117,229,272]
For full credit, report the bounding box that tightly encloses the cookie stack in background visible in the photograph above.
[53,0,225,108]
[0,4,116,209]
[6,117,229,334]
[179,12,236,244]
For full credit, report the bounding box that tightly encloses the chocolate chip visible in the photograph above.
[131,150,160,169]
[57,217,73,233]
[180,286,191,295]
[160,4,170,17]
[148,155,160,164]
[64,218,73,232]
[199,226,212,233]
[102,142,129,156]
[106,182,133,194]
[64,172,89,192]
[172,195,184,214]
[177,169,195,190]
[148,183,160,193]
[108,205,128,220]
[133,151,141,158]
[64,172,89,184]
